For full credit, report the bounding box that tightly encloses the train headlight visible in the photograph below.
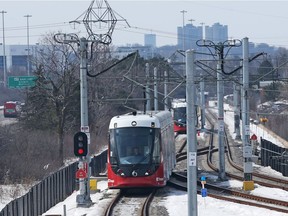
[145,170,152,176]
[117,169,125,176]
[131,121,137,126]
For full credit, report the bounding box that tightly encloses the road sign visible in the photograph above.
[8,76,36,88]
[251,134,257,140]
[76,169,87,179]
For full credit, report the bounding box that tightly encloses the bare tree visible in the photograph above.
[21,33,80,165]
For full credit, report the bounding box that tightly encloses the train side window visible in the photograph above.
[153,131,161,164]
[109,130,118,165]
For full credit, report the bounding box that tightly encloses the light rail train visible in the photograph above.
[171,98,187,133]
[107,110,175,188]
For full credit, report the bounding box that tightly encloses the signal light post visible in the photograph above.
[74,132,88,157]
[53,0,127,208]
[76,38,92,206]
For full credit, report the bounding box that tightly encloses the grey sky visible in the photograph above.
[1,0,288,48]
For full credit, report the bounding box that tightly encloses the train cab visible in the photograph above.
[107,111,175,189]
[171,99,187,133]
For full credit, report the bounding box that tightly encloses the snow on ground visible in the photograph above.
[2,102,288,216]
[42,102,288,216]
[42,178,288,216]
[0,184,32,210]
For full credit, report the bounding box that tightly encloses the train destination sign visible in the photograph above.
[8,76,36,88]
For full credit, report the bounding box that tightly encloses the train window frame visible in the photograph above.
[110,127,156,165]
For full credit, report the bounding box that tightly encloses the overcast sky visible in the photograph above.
[1,0,288,48]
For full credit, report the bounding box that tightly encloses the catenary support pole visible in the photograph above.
[242,37,254,190]
[234,65,241,140]
[77,38,92,206]
[200,71,205,129]
[145,63,151,111]
[186,50,198,216]
[154,67,158,111]
[217,59,226,180]
[164,71,169,110]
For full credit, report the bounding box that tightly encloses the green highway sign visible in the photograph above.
[8,76,36,88]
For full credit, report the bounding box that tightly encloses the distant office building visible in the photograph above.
[205,22,228,43]
[177,22,227,49]
[177,24,203,50]
[0,45,38,74]
[144,34,156,48]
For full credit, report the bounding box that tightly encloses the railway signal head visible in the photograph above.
[74,132,88,157]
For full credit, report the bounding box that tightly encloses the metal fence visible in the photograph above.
[261,138,288,177]
[0,149,107,216]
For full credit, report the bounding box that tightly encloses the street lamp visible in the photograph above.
[1,11,7,88]
[24,14,32,76]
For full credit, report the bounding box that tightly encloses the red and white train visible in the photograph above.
[107,110,175,189]
[171,98,187,134]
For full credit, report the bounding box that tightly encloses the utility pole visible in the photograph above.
[186,49,198,216]
[1,11,7,88]
[242,37,254,190]
[24,14,32,76]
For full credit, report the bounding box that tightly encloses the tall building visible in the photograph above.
[144,34,156,48]
[177,24,203,50]
[177,22,228,49]
[205,22,228,43]
[0,45,37,74]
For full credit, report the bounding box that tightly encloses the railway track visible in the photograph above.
[170,110,288,213]
[104,188,157,216]
[103,133,181,216]
[168,172,288,213]
[206,109,288,190]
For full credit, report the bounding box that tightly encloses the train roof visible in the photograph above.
[109,110,172,129]
[171,98,187,108]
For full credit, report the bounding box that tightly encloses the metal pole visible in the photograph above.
[24,14,32,76]
[217,48,226,180]
[145,63,151,111]
[186,49,198,216]
[76,38,92,206]
[234,65,241,140]
[153,67,158,111]
[200,72,205,129]
[242,37,254,190]
[1,11,7,88]
[164,71,168,110]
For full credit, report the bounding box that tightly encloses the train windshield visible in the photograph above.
[110,127,159,165]
[173,107,186,124]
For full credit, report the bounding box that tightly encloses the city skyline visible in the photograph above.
[0,1,288,48]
